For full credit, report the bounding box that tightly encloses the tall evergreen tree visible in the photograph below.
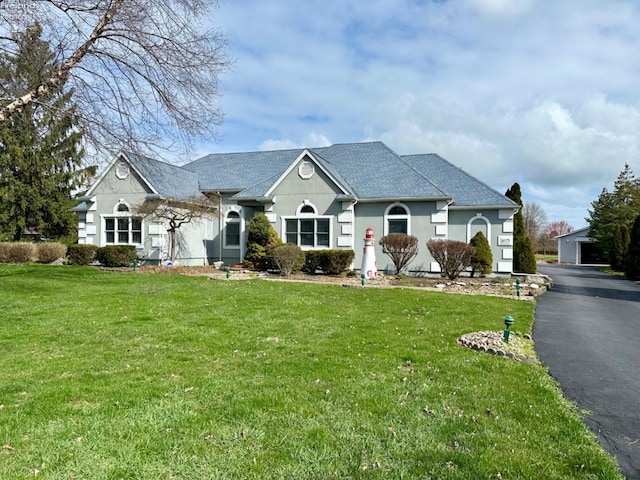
[0,23,87,241]
[625,215,640,280]
[505,182,537,273]
[610,223,630,272]
[587,164,640,262]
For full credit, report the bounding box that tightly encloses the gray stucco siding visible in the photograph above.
[353,201,439,273]
[85,163,213,265]
[448,208,514,273]
[269,161,350,250]
[86,164,152,248]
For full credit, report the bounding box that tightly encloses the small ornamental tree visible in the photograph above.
[427,239,475,280]
[610,223,630,272]
[625,215,640,280]
[379,233,418,275]
[135,194,218,263]
[243,213,282,270]
[469,231,492,277]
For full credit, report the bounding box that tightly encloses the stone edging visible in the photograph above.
[457,332,538,364]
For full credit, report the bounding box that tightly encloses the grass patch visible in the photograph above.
[536,254,558,263]
[0,265,623,479]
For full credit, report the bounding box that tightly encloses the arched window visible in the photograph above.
[103,201,142,245]
[300,205,315,214]
[285,202,331,248]
[467,214,491,243]
[224,210,241,248]
[384,203,410,235]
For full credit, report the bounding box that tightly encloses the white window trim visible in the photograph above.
[296,200,319,216]
[282,215,333,250]
[383,202,411,236]
[113,199,132,214]
[223,208,243,249]
[100,214,144,247]
[466,213,491,244]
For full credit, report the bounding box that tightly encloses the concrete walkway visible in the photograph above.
[534,264,640,479]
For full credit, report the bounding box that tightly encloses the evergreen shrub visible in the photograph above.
[303,250,355,275]
[67,244,99,265]
[625,215,640,280]
[610,223,630,272]
[469,231,493,277]
[36,243,67,263]
[243,214,282,270]
[96,245,137,267]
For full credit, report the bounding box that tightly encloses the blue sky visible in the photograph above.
[198,0,640,229]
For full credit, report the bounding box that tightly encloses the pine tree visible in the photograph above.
[610,223,630,272]
[505,183,537,273]
[625,215,640,280]
[588,164,640,262]
[0,23,86,241]
[469,231,492,277]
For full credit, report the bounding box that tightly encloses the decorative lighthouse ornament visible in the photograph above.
[361,227,378,280]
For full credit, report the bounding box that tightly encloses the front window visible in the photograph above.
[225,211,241,247]
[285,218,330,247]
[105,216,142,245]
[284,202,332,248]
[385,203,410,235]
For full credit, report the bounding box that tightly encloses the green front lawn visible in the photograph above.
[0,265,623,479]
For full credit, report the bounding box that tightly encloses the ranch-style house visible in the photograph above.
[73,141,520,274]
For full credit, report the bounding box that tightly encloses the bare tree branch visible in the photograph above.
[0,0,230,160]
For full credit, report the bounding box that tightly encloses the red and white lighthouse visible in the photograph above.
[361,227,378,280]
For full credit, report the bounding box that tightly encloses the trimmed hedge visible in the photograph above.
[96,245,138,267]
[36,243,68,264]
[302,249,355,275]
[67,244,99,266]
[0,242,36,263]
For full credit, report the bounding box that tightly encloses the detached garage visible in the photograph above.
[557,227,606,265]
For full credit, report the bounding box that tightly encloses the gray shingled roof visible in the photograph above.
[124,152,201,199]
[183,149,301,192]
[311,142,447,200]
[401,153,518,207]
[175,142,516,207]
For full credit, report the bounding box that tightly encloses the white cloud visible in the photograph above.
[208,0,640,228]
[259,133,332,151]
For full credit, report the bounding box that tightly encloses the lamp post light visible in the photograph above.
[503,315,515,343]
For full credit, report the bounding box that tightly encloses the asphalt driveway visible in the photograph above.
[534,264,640,479]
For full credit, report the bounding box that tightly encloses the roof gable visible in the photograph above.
[86,151,201,200]
[262,150,354,198]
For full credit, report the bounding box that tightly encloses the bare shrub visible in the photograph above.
[36,243,68,264]
[379,233,419,274]
[0,242,36,263]
[427,239,475,280]
[271,244,304,276]
[0,243,9,263]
